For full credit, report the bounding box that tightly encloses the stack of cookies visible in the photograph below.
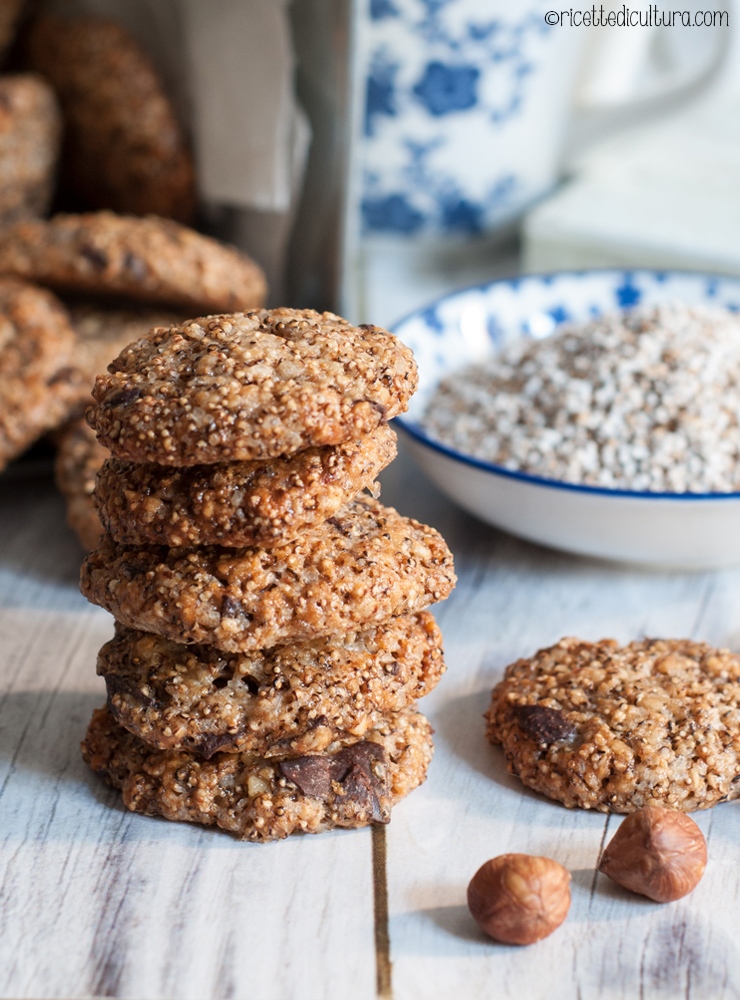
[79,308,456,841]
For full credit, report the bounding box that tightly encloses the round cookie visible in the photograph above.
[486,636,740,814]
[100,612,445,758]
[0,278,82,470]
[28,16,196,222]
[0,75,61,226]
[80,497,456,652]
[0,212,267,313]
[54,417,108,550]
[94,423,397,548]
[86,308,417,465]
[81,705,434,842]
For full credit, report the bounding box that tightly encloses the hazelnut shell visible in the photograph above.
[598,806,707,903]
[467,853,571,945]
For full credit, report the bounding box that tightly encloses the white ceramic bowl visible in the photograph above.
[393,269,740,569]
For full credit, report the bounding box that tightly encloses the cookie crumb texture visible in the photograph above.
[487,637,740,812]
[80,497,456,651]
[100,612,445,758]
[0,212,267,313]
[81,705,433,841]
[94,424,397,547]
[28,16,196,222]
[87,308,417,465]
[0,278,82,469]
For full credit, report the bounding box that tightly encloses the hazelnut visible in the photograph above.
[467,853,571,945]
[598,806,707,903]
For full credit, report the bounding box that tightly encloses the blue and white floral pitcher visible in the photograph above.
[353,0,582,240]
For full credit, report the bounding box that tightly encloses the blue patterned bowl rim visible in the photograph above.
[392,267,740,501]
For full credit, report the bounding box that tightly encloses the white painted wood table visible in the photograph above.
[2,445,740,1000]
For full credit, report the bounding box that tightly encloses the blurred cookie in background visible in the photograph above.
[0,277,82,471]
[67,300,185,389]
[0,212,268,312]
[0,0,24,63]
[54,416,107,551]
[0,74,60,225]
[27,15,196,223]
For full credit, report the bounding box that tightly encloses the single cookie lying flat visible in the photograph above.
[0,213,267,313]
[28,16,196,222]
[0,75,60,225]
[94,424,397,547]
[54,417,107,550]
[82,705,433,841]
[486,636,740,813]
[86,308,417,465]
[100,612,445,758]
[80,497,456,651]
[0,278,82,469]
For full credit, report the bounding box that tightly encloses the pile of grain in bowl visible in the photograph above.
[421,302,740,493]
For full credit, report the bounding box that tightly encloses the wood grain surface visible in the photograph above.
[2,446,740,1000]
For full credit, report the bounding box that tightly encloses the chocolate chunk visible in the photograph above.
[366,400,387,419]
[279,741,388,821]
[47,366,77,386]
[221,595,249,621]
[123,251,147,280]
[198,732,240,759]
[107,386,142,408]
[105,673,144,706]
[118,559,151,580]
[515,704,576,745]
[336,760,386,822]
[279,755,333,798]
[80,244,108,269]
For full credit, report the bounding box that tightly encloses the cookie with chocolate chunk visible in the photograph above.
[82,704,434,841]
[94,424,397,548]
[0,75,60,225]
[99,612,445,758]
[54,417,108,550]
[486,636,740,814]
[0,213,267,313]
[87,308,416,466]
[28,16,196,222]
[80,497,456,652]
[0,278,82,469]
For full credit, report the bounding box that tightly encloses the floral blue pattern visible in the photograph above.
[412,62,480,116]
[358,0,560,236]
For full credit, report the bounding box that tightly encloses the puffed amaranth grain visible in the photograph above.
[0,212,267,313]
[54,416,108,550]
[82,705,434,841]
[0,278,82,469]
[28,16,196,222]
[486,636,740,814]
[0,75,60,225]
[87,308,417,465]
[100,612,445,758]
[80,497,456,651]
[94,424,397,548]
